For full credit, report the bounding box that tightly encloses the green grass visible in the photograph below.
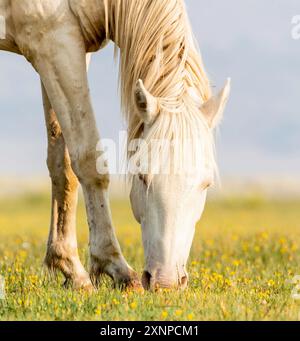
[0,192,300,321]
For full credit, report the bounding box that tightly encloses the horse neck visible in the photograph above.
[68,0,107,51]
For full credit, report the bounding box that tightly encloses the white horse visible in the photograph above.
[0,0,230,291]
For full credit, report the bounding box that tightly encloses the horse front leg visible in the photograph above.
[35,25,140,290]
[42,84,93,291]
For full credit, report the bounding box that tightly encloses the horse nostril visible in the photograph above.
[180,275,188,288]
[142,271,152,290]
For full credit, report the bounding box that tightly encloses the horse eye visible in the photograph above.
[138,174,148,186]
[202,181,212,190]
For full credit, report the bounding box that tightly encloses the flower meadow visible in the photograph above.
[0,193,300,321]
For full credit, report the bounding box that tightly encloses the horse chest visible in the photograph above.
[10,0,70,59]
[11,0,67,24]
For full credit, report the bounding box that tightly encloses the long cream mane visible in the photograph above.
[104,0,217,176]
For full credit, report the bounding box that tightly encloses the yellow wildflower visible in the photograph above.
[187,313,194,320]
[130,302,137,310]
[95,307,102,316]
[175,310,183,317]
[161,311,168,319]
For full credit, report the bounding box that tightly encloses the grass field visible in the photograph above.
[0,192,300,321]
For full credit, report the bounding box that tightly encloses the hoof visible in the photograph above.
[90,255,142,291]
[64,277,95,293]
[114,270,143,292]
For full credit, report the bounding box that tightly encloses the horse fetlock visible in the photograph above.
[45,243,92,290]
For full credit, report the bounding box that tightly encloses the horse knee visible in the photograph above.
[70,148,110,189]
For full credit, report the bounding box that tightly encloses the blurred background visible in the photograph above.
[0,0,299,198]
[0,0,300,321]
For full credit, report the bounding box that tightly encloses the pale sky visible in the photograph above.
[0,0,299,178]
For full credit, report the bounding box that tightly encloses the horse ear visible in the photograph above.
[134,79,159,125]
[201,78,231,128]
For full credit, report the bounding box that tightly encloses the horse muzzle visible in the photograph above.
[142,267,188,290]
